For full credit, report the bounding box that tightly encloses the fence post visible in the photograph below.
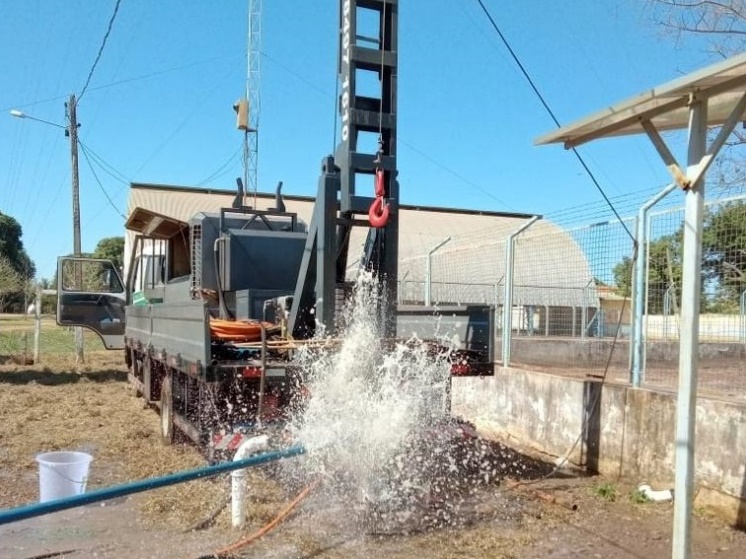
[738,289,746,342]
[631,183,677,387]
[33,283,41,364]
[502,216,540,367]
[424,237,451,306]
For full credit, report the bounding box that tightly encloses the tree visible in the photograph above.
[645,1,746,57]
[612,256,633,298]
[612,233,683,314]
[0,254,24,311]
[645,1,746,191]
[0,212,35,280]
[702,201,746,310]
[93,237,125,272]
[611,201,745,314]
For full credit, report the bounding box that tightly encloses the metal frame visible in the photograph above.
[537,54,746,559]
[290,0,399,338]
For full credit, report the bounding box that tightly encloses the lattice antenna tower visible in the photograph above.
[240,0,261,205]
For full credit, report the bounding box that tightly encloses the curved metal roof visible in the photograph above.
[126,183,597,308]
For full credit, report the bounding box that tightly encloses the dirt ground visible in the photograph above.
[1,352,745,559]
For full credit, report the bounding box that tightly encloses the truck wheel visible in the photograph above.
[160,372,174,445]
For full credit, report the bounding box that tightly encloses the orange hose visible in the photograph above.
[213,478,320,556]
[209,319,276,343]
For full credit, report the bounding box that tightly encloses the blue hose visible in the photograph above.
[0,446,305,526]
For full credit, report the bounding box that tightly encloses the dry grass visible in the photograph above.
[0,346,300,535]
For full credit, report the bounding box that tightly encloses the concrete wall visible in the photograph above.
[452,367,746,527]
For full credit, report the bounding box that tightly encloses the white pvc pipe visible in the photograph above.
[231,435,269,528]
[638,483,673,502]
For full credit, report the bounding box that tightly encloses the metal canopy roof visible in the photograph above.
[125,207,188,239]
[535,52,746,149]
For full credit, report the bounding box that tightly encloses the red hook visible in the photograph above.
[374,168,386,198]
[368,196,390,228]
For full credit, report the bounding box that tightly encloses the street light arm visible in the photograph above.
[9,109,66,129]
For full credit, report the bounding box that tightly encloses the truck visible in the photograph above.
[56,0,494,457]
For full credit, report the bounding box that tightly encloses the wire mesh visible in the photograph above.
[0,315,105,365]
[507,218,635,379]
[643,195,746,397]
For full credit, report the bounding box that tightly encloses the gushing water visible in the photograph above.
[290,273,452,496]
[286,272,552,533]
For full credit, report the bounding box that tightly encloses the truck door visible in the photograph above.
[56,257,126,350]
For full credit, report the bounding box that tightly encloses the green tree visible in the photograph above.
[93,236,125,272]
[0,254,24,310]
[647,233,683,315]
[702,201,746,311]
[612,233,682,314]
[0,211,35,280]
[612,256,633,298]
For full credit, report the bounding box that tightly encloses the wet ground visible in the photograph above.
[2,475,744,559]
[1,356,745,559]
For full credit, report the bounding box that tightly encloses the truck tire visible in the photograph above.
[160,372,174,445]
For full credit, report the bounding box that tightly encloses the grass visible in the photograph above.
[629,488,651,504]
[592,481,617,502]
[0,313,105,360]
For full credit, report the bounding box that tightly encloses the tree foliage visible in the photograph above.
[0,212,35,311]
[645,1,746,188]
[613,232,683,314]
[613,201,746,313]
[0,254,24,310]
[702,201,746,310]
[645,0,746,56]
[0,212,35,280]
[93,236,125,272]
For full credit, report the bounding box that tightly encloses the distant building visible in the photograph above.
[125,182,600,337]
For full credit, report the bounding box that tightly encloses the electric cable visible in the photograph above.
[77,141,132,187]
[2,54,242,114]
[474,0,634,241]
[78,0,123,101]
[79,141,127,219]
[196,147,243,186]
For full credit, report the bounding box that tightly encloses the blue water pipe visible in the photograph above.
[0,445,305,526]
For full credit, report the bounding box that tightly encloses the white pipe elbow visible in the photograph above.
[638,483,674,502]
[231,435,269,528]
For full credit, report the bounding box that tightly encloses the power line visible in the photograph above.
[474,0,633,241]
[2,54,241,114]
[196,147,243,186]
[79,142,127,219]
[79,0,123,101]
[78,140,131,186]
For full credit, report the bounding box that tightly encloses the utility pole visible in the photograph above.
[67,94,84,365]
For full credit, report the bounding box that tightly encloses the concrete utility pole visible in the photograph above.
[67,94,84,365]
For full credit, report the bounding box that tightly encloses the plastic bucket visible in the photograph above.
[36,451,93,503]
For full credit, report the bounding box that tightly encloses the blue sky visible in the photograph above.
[0,0,720,279]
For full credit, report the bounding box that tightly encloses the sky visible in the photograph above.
[0,0,724,279]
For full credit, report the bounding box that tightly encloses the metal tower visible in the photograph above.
[244,0,261,202]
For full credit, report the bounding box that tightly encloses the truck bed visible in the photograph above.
[126,300,211,367]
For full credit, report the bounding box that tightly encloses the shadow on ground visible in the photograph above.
[0,368,127,385]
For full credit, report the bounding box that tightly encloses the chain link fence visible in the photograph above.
[3,194,744,397]
[396,193,746,400]
[641,196,746,396]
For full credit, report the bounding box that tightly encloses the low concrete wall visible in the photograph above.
[452,367,746,527]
